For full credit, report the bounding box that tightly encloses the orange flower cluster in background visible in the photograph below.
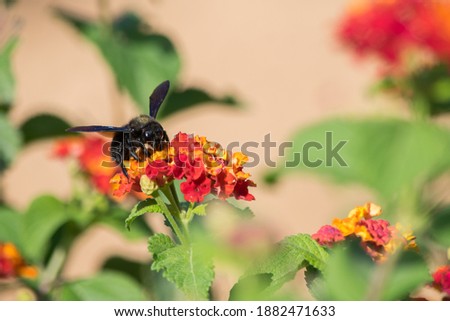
[53,136,116,195]
[312,202,417,262]
[432,265,450,296]
[111,132,256,202]
[0,242,38,279]
[338,0,450,70]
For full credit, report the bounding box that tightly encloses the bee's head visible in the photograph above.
[141,121,165,142]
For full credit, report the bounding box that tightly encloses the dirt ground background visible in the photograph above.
[1,0,401,299]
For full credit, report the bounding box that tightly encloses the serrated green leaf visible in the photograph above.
[158,87,239,119]
[268,118,450,199]
[125,199,163,231]
[192,204,207,216]
[148,233,175,255]
[23,195,68,262]
[19,114,72,144]
[151,243,214,300]
[0,38,17,109]
[0,206,23,248]
[250,234,328,292]
[304,265,326,299]
[54,271,146,300]
[0,114,21,171]
[58,11,180,114]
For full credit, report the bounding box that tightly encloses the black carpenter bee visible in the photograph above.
[67,80,170,178]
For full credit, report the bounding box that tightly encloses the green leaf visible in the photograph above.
[125,199,163,231]
[408,63,450,116]
[99,206,153,240]
[192,204,208,216]
[0,114,21,172]
[0,206,23,248]
[429,206,450,247]
[19,114,72,144]
[55,271,146,300]
[229,274,273,300]
[268,118,450,199]
[250,234,328,292]
[158,87,239,119]
[23,195,68,262]
[3,0,16,8]
[0,38,17,109]
[380,251,431,300]
[58,11,180,114]
[314,242,372,300]
[206,199,254,219]
[148,233,175,255]
[310,241,429,300]
[150,240,214,300]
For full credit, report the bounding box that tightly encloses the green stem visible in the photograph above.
[410,93,431,121]
[39,245,67,294]
[155,191,186,245]
[169,183,181,212]
[185,202,195,222]
[163,184,190,241]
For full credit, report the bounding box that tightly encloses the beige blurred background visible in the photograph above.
[2,0,400,299]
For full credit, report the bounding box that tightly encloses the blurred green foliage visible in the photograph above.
[0,37,16,111]
[57,11,238,118]
[267,118,450,201]
[0,114,21,172]
[306,241,430,300]
[54,271,146,300]
[20,114,72,145]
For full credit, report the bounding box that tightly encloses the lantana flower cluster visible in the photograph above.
[432,265,450,297]
[338,0,450,70]
[312,202,417,262]
[0,242,38,279]
[111,132,256,203]
[53,136,115,195]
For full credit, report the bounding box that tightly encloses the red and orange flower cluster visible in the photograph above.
[338,0,450,70]
[55,133,256,203]
[53,136,115,195]
[111,132,256,203]
[312,202,417,262]
[432,265,450,297]
[0,242,38,279]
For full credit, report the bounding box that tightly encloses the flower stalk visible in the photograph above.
[155,189,187,245]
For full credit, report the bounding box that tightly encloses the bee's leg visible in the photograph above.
[120,163,130,180]
[130,150,140,161]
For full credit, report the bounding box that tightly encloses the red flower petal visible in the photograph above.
[312,225,345,247]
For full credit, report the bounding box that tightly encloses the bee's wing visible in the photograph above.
[149,80,170,119]
[66,125,129,133]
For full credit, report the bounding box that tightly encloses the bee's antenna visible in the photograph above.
[149,80,170,119]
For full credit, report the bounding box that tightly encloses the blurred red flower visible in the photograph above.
[0,242,38,279]
[53,136,117,195]
[338,0,450,70]
[432,265,450,296]
[312,202,416,262]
